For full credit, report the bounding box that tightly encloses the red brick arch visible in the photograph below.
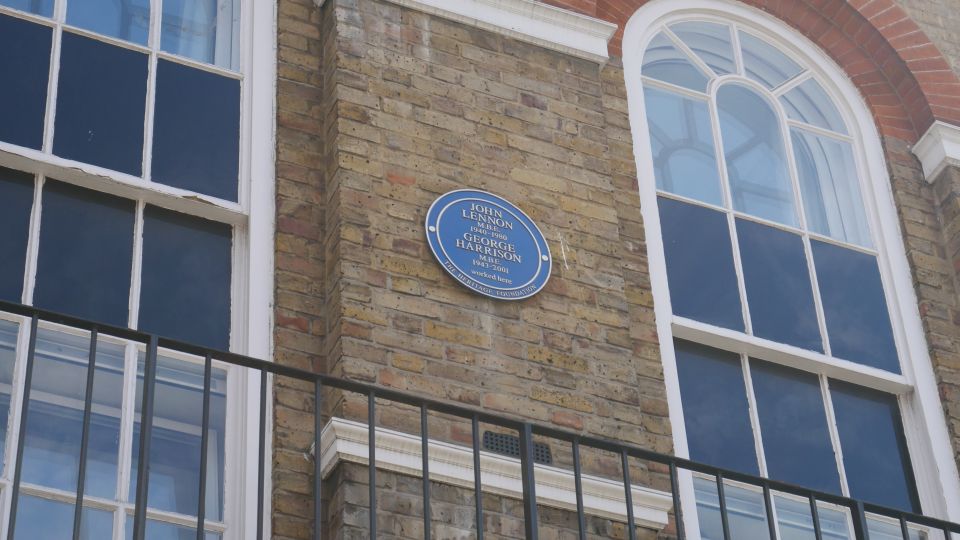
[544,0,960,143]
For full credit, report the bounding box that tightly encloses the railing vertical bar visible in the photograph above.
[368,391,377,538]
[716,473,732,540]
[72,328,98,540]
[572,440,586,540]
[133,334,159,540]
[669,462,685,540]
[762,483,777,540]
[314,379,323,540]
[519,423,539,540]
[809,494,823,540]
[7,315,39,540]
[195,353,212,540]
[621,450,636,540]
[420,404,431,540]
[899,516,910,540]
[944,528,951,540]
[471,414,484,540]
[851,501,870,540]
[256,372,267,540]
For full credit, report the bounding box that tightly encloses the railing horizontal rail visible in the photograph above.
[2,298,958,539]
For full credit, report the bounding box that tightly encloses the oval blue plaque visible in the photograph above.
[425,190,551,300]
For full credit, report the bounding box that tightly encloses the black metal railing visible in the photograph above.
[1,298,959,540]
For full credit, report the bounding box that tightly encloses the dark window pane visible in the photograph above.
[139,206,231,349]
[811,240,899,372]
[736,219,821,351]
[659,197,743,331]
[751,360,840,493]
[0,167,34,302]
[675,340,758,474]
[152,60,240,201]
[34,180,135,326]
[0,14,51,149]
[831,381,919,512]
[53,32,147,176]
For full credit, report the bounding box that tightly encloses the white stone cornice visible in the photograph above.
[317,418,673,529]
[913,121,960,182]
[379,0,618,63]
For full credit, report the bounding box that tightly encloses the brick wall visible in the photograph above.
[895,0,960,78]
[272,0,674,536]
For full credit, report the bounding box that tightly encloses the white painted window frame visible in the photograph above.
[0,0,276,537]
[621,1,960,537]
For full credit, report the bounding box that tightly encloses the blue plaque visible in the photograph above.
[425,190,551,300]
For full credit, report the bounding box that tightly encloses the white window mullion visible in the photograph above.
[128,201,146,330]
[114,341,139,540]
[21,175,44,307]
[741,356,769,478]
[820,376,850,498]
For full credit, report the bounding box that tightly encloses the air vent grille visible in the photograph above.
[482,431,552,465]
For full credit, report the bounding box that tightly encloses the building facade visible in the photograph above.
[2,0,960,538]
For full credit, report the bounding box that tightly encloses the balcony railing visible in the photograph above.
[0,298,958,540]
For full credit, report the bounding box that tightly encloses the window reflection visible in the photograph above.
[0,320,17,472]
[781,79,848,134]
[66,0,150,45]
[642,32,709,92]
[670,21,736,76]
[740,31,802,89]
[644,86,722,206]
[161,0,240,70]
[793,129,871,247]
[694,477,771,539]
[131,353,227,520]
[718,84,797,226]
[20,329,124,499]
[13,496,113,540]
[0,0,53,16]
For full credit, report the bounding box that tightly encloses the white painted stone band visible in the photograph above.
[318,418,673,529]
[913,121,960,182]
[374,0,618,63]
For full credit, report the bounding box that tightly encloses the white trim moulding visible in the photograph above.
[913,121,960,183]
[318,418,673,529]
[380,0,618,63]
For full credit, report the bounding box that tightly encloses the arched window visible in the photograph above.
[624,2,960,538]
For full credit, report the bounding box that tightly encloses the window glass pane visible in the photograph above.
[831,381,919,512]
[774,496,850,540]
[0,0,52,16]
[0,167,34,302]
[161,0,239,70]
[0,14,51,149]
[675,340,758,474]
[53,32,148,176]
[659,197,743,330]
[811,241,899,372]
[670,21,736,76]
[20,329,124,498]
[0,321,18,473]
[718,84,797,226]
[131,354,227,520]
[34,180,135,327]
[780,79,847,134]
[125,519,222,540]
[13,496,113,540]
[139,206,232,350]
[739,31,803,89]
[866,518,923,540]
[751,360,840,493]
[792,129,871,247]
[736,219,821,350]
[642,32,709,92]
[66,0,149,45]
[152,60,240,201]
[694,477,770,539]
[644,86,722,206]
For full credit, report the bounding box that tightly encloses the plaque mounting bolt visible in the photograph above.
[541,255,549,261]
[428,225,436,232]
